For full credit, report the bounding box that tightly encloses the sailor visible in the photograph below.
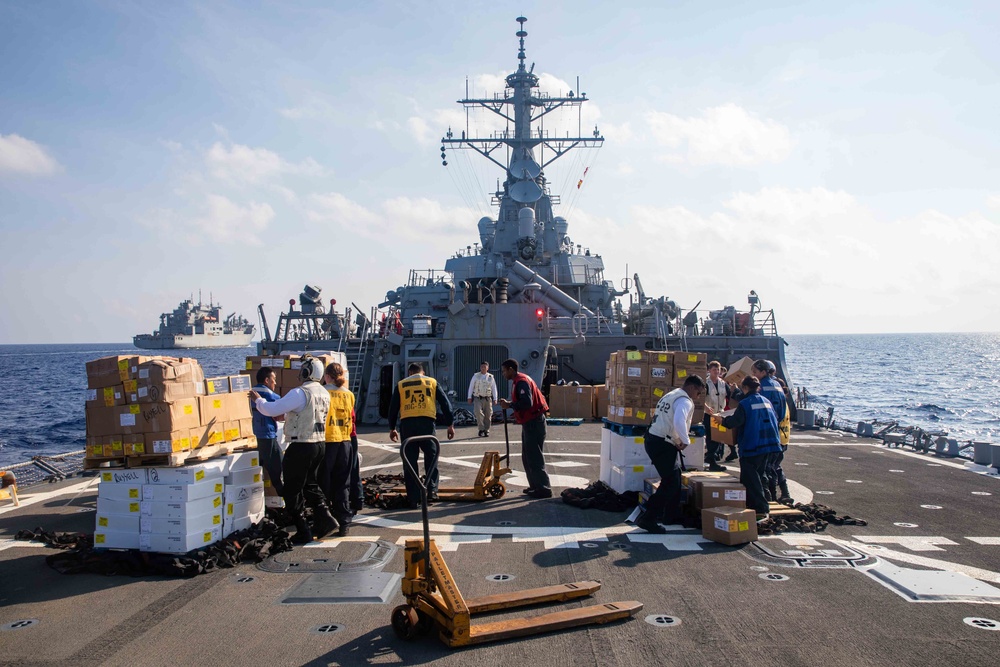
[388,362,455,507]
[251,356,337,544]
[498,359,552,499]
[250,366,284,495]
[636,375,707,533]
[467,361,499,437]
[719,375,783,520]
[753,359,792,503]
[321,363,355,536]
[703,361,731,471]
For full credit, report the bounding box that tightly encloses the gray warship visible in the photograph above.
[134,295,254,350]
[258,16,789,424]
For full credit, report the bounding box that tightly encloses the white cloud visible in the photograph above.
[189,194,275,245]
[987,194,1000,210]
[645,104,794,166]
[206,142,325,184]
[0,133,61,175]
[306,192,472,241]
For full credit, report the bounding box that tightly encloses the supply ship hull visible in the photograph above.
[134,296,254,351]
[133,332,254,349]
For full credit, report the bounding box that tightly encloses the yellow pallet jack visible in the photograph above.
[390,436,642,647]
[385,413,514,502]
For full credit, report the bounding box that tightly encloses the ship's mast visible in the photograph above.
[440,16,603,200]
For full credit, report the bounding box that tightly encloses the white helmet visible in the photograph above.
[300,355,324,382]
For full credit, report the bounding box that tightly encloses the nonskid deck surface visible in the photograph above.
[2,423,999,666]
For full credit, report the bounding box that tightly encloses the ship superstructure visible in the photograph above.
[259,17,790,424]
[134,295,254,350]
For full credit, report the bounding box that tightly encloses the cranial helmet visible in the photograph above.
[300,355,324,382]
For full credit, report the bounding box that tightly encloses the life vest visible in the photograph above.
[284,381,330,443]
[759,376,787,422]
[250,384,280,439]
[324,385,356,442]
[738,393,782,456]
[510,372,548,424]
[648,388,693,441]
[472,373,494,398]
[398,375,437,420]
[704,376,728,413]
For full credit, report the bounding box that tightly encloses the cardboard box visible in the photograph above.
[140,509,223,535]
[96,497,143,516]
[88,399,201,436]
[140,494,224,519]
[100,435,125,458]
[614,385,649,404]
[142,477,225,502]
[86,356,141,389]
[191,421,225,449]
[724,356,755,389]
[225,466,263,487]
[225,483,265,505]
[229,375,252,393]
[222,420,241,442]
[694,481,747,510]
[145,430,192,455]
[710,418,737,447]
[608,463,650,493]
[136,358,203,384]
[675,352,707,368]
[227,392,252,421]
[86,385,126,408]
[226,451,260,473]
[133,380,204,404]
[701,507,758,545]
[608,432,650,467]
[85,437,104,458]
[204,376,231,395]
[238,418,255,440]
[95,513,140,533]
[548,385,598,419]
[94,529,142,550]
[199,395,231,426]
[617,359,648,386]
[139,526,223,554]
[649,386,671,404]
[122,432,146,456]
[99,469,146,485]
[223,494,265,536]
[607,405,652,426]
[594,385,609,421]
[97,482,143,501]
[143,460,227,485]
[681,470,734,487]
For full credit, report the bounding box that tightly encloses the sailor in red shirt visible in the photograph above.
[498,359,551,499]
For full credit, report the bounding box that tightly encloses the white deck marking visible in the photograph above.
[393,535,493,551]
[791,434,827,441]
[305,535,390,547]
[0,539,47,552]
[546,461,589,468]
[626,533,711,550]
[853,536,960,552]
[0,479,97,517]
[843,539,1000,584]
[967,538,1000,545]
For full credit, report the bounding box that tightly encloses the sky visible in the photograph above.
[1,0,999,344]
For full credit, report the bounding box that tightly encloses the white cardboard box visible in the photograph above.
[599,428,612,484]
[95,513,141,533]
[144,460,227,485]
[140,494,223,519]
[225,451,260,473]
[141,509,223,535]
[225,482,264,505]
[264,495,285,508]
[99,469,147,485]
[225,466,263,487]
[96,497,142,516]
[139,526,223,554]
[608,432,650,467]
[142,478,225,502]
[609,463,651,493]
[97,483,144,501]
[94,529,141,550]
[223,495,266,536]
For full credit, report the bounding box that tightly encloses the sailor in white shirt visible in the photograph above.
[467,362,499,437]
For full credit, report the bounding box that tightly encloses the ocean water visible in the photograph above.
[1,334,998,467]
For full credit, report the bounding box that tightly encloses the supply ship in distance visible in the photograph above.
[134,297,254,350]
[258,16,790,424]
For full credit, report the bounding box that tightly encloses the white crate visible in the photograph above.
[140,494,223,519]
[142,478,224,502]
[140,509,223,535]
[609,432,650,467]
[608,463,652,493]
[95,513,140,533]
[94,529,141,550]
[599,428,612,483]
[139,526,223,554]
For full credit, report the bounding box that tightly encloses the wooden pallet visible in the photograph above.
[86,438,257,470]
[768,502,805,518]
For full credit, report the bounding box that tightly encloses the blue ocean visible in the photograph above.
[1,334,998,467]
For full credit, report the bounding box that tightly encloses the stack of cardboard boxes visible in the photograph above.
[605,350,707,426]
[84,356,255,463]
[638,470,758,546]
[240,352,346,395]
[547,384,600,419]
[94,451,264,552]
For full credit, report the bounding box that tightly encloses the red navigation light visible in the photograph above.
[535,308,544,318]
[289,299,296,307]
[330,298,337,306]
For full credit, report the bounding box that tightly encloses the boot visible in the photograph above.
[766,481,777,503]
[724,447,738,463]
[778,481,794,505]
[312,506,338,539]
[290,516,313,545]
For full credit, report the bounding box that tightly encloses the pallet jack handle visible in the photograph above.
[501,409,511,465]
[400,434,440,578]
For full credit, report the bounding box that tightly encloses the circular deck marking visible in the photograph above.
[889,469,904,473]
[838,457,852,460]
[894,522,919,528]
[760,573,789,581]
[581,542,599,548]
[645,614,682,628]
[77,508,95,512]
[972,492,992,496]
[794,463,809,466]
[920,505,942,510]
[486,573,515,582]
[845,480,863,484]
[236,576,256,583]
[609,542,631,551]
[496,520,516,526]
[816,491,834,495]
[310,624,344,635]
[1,619,39,631]
[964,617,1000,631]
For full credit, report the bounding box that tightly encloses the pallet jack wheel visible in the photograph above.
[488,481,506,499]
[391,604,421,640]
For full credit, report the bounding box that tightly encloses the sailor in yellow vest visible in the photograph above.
[388,362,455,507]
[251,356,337,544]
[322,363,355,537]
